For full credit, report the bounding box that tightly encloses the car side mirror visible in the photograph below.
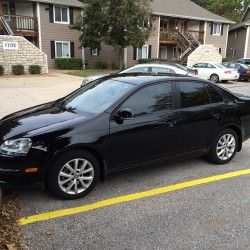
[114,108,135,124]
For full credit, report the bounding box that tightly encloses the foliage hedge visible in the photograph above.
[12,65,24,75]
[29,65,41,74]
[54,58,83,70]
[138,58,181,64]
[0,65,4,76]
[111,61,119,70]
[93,60,109,69]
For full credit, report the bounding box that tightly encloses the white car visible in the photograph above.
[191,62,239,83]
[81,63,197,86]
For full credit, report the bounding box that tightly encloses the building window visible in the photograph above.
[137,45,149,59]
[92,48,98,56]
[216,48,222,54]
[138,19,150,29]
[54,5,69,23]
[55,41,70,58]
[212,23,222,35]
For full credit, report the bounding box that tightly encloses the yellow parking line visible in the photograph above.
[20,168,250,226]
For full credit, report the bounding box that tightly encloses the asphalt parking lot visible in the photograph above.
[1,75,250,249]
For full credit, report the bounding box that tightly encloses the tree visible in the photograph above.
[191,0,249,22]
[71,0,153,68]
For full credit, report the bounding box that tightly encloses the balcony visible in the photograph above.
[160,28,204,45]
[2,15,38,36]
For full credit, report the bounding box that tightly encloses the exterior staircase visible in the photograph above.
[177,32,201,64]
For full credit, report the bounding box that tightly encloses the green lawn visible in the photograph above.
[67,69,119,77]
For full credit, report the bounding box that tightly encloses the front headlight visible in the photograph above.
[0,138,32,156]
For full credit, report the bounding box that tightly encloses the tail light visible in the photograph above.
[224,70,232,74]
[246,70,250,74]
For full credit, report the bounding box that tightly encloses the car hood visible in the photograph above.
[0,101,90,141]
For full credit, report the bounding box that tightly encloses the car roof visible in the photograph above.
[102,73,205,85]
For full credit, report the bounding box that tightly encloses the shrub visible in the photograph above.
[138,58,179,64]
[12,65,24,75]
[111,61,119,70]
[0,65,4,76]
[93,60,109,69]
[29,65,41,74]
[54,58,83,70]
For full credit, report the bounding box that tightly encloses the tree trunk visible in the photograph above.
[119,49,123,70]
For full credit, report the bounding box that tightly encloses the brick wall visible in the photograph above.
[0,35,48,74]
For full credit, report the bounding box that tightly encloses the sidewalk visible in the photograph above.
[0,71,82,119]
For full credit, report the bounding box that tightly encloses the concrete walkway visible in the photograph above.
[0,71,82,119]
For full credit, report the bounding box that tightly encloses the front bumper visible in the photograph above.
[0,152,49,188]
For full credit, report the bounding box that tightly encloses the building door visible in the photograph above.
[15,3,34,30]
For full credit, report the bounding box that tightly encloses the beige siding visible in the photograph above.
[39,3,82,68]
[227,28,246,59]
[85,45,120,67]
[204,22,229,58]
[242,11,250,22]
[127,16,159,67]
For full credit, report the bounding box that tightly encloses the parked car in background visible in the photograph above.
[191,62,239,83]
[81,63,198,86]
[1,74,250,199]
[222,62,250,81]
[236,58,250,65]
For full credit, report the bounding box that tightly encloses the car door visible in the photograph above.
[192,63,207,78]
[108,81,178,170]
[176,80,225,155]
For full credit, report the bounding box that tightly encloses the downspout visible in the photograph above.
[224,24,229,58]
[204,21,207,44]
[124,47,127,69]
[81,8,85,69]
[37,2,42,50]
[157,15,160,58]
[244,26,250,58]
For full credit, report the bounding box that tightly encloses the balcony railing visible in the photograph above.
[2,15,38,35]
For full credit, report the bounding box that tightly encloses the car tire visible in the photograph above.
[221,80,228,83]
[210,74,219,83]
[48,150,100,199]
[208,129,238,164]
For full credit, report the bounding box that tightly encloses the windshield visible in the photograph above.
[61,78,134,115]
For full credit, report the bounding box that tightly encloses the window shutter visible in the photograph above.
[133,47,137,60]
[210,22,213,35]
[51,41,55,59]
[49,4,54,23]
[69,7,74,25]
[221,24,224,36]
[148,45,152,58]
[219,48,221,54]
[70,42,75,57]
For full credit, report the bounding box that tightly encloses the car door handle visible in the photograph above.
[165,120,176,127]
[210,112,222,119]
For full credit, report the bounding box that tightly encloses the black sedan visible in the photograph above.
[222,62,250,81]
[1,74,250,200]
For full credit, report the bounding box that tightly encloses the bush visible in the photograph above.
[29,65,41,74]
[12,65,24,75]
[138,58,179,64]
[111,61,119,70]
[93,60,109,69]
[0,65,4,76]
[54,58,83,70]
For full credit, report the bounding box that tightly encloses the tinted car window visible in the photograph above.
[205,84,224,103]
[179,82,210,108]
[121,82,172,116]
